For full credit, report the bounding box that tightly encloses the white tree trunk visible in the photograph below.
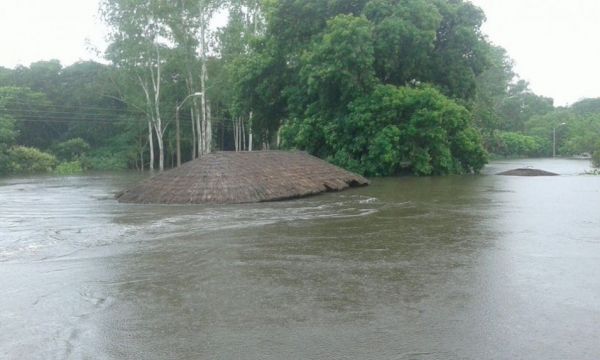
[276,126,281,149]
[242,117,246,151]
[148,120,154,171]
[190,107,196,159]
[206,98,212,153]
[150,46,164,171]
[156,134,164,171]
[138,74,155,171]
[199,59,208,155]
[195,99,203,157]
[234,117,243,152]
[248,111,253,151]
[233,118,238,152]
[138,45,165,171]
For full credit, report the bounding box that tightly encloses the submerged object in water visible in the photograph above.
[497,168,559,176]
[116,151,369,204]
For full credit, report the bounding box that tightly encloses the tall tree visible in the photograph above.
[102,0,175,170]
[219,0,264,150]
[472,45,515,133]
[233,0,490,174]
[0,87,54,149]
[497,80,554,132]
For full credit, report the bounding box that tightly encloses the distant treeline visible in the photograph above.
[1,0,600,176]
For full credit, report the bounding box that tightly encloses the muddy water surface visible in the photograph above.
[1,159,599,359]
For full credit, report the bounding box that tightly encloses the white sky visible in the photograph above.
[0,0,107,68]
[0,0,599,106]
[470,0,600,106]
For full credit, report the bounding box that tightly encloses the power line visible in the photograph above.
[0,109,140,119]
[2,99,143,114]
[3,114,238,128]
[3,98,222,115]
[0,108,241,123]
[0,109,239,124]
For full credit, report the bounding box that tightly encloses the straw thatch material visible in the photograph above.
[116,151,369,204]
[497,168,559,176]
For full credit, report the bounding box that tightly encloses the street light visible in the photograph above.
[553,122,566,158]
[175,92,203,167]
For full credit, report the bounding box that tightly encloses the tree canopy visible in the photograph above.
[3,0,600,176]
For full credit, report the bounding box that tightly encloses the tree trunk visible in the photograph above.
[200,59,208,155]
[276,126,281,149]
[148,121,154,171]
[242,117,246,151]
[234,117,240,152]
[190,107,196,159]
[156,135,164,171]
[248,111,253,151]
[195,100,202,158]
[149,45,164,171]
[206,98,212,153]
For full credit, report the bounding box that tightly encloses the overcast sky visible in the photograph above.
[1,0,599,106]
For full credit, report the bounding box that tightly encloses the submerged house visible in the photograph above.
[497,168,559,176]
[116,151,369,204]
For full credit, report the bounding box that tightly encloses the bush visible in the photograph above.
[51,138,90,161]
[3,146,57,174]
[0,115,17,148]
[593,149,600,168]
[55,160,84,175]
[488,131,545,157]
[0,151,10,175]
[86,147,132,170]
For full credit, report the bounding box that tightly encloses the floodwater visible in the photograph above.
[1,159,599,359]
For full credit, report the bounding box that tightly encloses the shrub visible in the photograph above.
[51,138,90,161]
[55,160,84,175]
[488,131,545,157]
[86,147,132,170]
[593,149,600,168]
[4,146,57,173]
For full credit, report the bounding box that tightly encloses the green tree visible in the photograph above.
[525,110,572,156]
[3,146,57,174]
[472,46,515,133]
[51,138,90,161]
[0,114,17,174]
[497,80,554,132]
[0,86,55,149]
[569,98,600,116]
[244,0,490,174]
[283,85,487,176]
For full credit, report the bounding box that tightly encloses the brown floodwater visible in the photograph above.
[1,159,599,359]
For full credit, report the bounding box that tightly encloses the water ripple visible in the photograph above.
[0,177,379,262]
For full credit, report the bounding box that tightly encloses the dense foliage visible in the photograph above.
[2,0,600,176]
[283,85,486,175]
[593,151,600,168]
[2,146,57,174]
[237,0,492,175]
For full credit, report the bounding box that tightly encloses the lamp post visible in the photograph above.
[176,92,203,167]
[553,122,566,158]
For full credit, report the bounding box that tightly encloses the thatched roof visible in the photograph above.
[497,168,559,176]
[116,151,369,204]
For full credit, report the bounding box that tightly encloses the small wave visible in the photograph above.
[358,197,378,204]
[139,196,380,237]
[0,189,381,262]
